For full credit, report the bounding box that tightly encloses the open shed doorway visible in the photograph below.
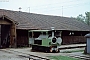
[0,24,11,48]
[0,15,17,48]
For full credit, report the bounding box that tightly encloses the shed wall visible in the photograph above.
[62,36,86,44]
[61,31,88,45]
[17,29,28,47]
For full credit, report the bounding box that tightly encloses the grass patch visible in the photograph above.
[48,55,79,60]
[61,50,84,53]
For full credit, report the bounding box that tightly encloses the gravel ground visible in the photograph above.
[0,44,88,60]
[0,47,85,57]
[0,50,28,60]
[0,48,88,60]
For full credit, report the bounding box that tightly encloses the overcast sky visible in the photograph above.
[0,0,90,17]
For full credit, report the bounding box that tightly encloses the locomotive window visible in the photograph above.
[34,40,42,45]
[42,32,47,35]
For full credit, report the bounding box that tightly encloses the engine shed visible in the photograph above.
[0,9,90,48]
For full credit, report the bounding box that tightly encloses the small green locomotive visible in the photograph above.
[29,29,62,53]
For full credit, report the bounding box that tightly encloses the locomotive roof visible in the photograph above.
[0,9,90,31]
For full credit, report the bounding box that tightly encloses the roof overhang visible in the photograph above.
[29,30,50,32]
[0,15,18,25]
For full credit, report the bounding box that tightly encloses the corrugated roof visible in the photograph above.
[0,9,90,31]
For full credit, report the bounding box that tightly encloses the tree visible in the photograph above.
[85,12,90,25]
[76,12,90,26]
[76,14,85,23]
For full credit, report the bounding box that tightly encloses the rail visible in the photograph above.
[0,49,49,60]
[59,44,86,50]
[19,55,49,60]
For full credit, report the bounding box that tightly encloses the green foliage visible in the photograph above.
[85,12,90,25]
[76,14,85,23]
[76,12,90,26]
[48,55,79,60]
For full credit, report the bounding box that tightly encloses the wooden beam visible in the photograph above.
[10,24,17,48]
[0,25,1,46]
[0,20,11,25]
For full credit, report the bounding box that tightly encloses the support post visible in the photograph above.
[0,25,1,47]
[10,24,17,48]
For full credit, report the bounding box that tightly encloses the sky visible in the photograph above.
[0,0,90,17]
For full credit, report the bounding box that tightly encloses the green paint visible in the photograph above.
[42,38,51,46]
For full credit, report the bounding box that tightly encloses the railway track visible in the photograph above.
[0,49,49,60]
[59,44,86,50]
[69,54,90,60]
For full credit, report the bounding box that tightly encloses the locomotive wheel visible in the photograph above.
[45,49,50,53]
[45,50,48,53]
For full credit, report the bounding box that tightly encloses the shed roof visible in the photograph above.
[0,9,90,31]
